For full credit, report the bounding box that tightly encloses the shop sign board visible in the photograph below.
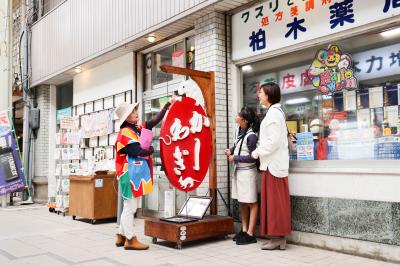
[159,97,212,192]
[232,0,400,61]
[278,65,314,95]
[352,43,400,81]
[0,131,25,195]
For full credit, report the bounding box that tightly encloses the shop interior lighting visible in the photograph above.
[241,65,253,72]
[313,94,332,100]
[147,35,156,43]
[380,27,400,38]
[285,97,310,105]
[74,66,82,73]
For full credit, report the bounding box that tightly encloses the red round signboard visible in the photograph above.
[160,97,212,192]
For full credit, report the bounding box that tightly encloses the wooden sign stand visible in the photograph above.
[160,65,218,214]
[144,65,233,249]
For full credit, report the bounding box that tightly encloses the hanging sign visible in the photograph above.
[160,97,212,192]
[307,45,357,95]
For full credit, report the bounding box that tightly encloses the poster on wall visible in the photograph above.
[0,111,11,136]
[56,107,72,123]
[60,116,79,130]
[296,132,314,160]
[0,131,25,196]
[80,110,114,138]
[369,86,384,108]
[384,106,399,127]
[308,45,358,95]
[159,97,212,192]
[357,109,371,128]
[343,90,356,111]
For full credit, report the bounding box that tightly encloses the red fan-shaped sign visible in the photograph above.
[160,97,212,192]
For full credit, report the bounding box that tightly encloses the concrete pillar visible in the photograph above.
[32,85,54,203]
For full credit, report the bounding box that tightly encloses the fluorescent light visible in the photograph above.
[74,66,82,73]
[147,35,156,43]
[285,97,310,105]
[242,65,253,72]
[380,27,400,38]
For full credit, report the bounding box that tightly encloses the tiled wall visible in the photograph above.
[194,12,234,215]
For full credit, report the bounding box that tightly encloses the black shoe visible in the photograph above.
[236,233,257,245]
[232,230,246,241]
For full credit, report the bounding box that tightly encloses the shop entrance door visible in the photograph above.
[141,80,191,217]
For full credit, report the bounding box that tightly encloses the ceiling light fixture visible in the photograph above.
[285,97,310,105]
[147,35,156,43]
[74,66,82,73]
[241,65,253,72]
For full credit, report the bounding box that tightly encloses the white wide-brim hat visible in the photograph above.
[115,102,140,125]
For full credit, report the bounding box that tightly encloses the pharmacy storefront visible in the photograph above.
[232,0,400,260]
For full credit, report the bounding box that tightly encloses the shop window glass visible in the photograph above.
[242,39,400,161]
[186,36,195,70]
[144,38,195,91]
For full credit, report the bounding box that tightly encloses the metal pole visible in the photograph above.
[21,0,32,201]
[7,0,13,110]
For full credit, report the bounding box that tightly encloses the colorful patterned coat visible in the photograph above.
[115,124,153,199]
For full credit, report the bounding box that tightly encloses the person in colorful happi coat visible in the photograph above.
[114,99,172,250]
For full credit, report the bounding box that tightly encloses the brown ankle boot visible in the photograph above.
[115,234,126,247]
[124,236,149,250]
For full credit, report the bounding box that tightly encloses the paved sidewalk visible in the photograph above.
[0,206,398,266]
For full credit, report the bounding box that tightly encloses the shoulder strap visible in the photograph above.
[273,107,297,140]
[232,127,241,151]
[237,128,254,155]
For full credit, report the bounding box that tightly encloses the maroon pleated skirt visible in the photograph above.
[260,170,291,237]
